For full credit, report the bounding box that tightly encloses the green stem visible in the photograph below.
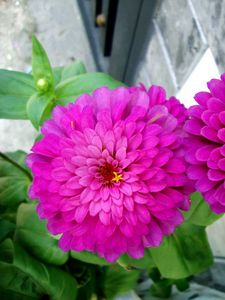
[0,152,32,181]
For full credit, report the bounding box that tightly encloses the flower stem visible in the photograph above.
[0,152,32,181]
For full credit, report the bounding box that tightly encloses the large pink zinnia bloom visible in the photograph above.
[27,86,191,262]
[185,74,225,214]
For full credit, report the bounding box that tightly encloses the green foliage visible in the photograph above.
[150,222,213,279]
[148,267,189,298]
[71,250,110,266]
[104,264,140,300]
[55,61,87,84]
[174,278,190,291]
[76,269,96,300]
[15,203,69,265]
[32,35,54,93]
[0,151,31,210]
[149,277,189,298]
[118,250,155,270]
[0,36,124,130]
[0,239,77,300]
[0,70,35,119]
[26,92,55,129]
[0,218,15,242]
[184,192,224,226]
[55,72,124,105]
[150,279,173,298]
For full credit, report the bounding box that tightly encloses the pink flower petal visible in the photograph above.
[28,85,192,261]
[74,205,89,223]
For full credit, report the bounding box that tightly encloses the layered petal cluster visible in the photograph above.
[27,86,190,262]
[130,84,187,125]
[185,74,225,213]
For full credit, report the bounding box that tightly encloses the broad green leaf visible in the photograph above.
[118,250,155,270]
[0,265,43,300]
[61,61,86,81]
[0,207,18,223]
[53,61,87,87]
[104,265,140,300]
[32,35,54,92]
[76,267,96,300]
[52,61,86,87]
[150,222,213,279]
[150,279,172,298]
[15,242,77,300]
[53,66,64,86]
[0,70,35,119]
[0,151,31,209]
[174,278,189,291]
[77,281,95,300]
[55,72,124,105]
[26,92,54,129]
[0,218,15,242]
[71,250,110,266]
[0,239,77,300]
[149,267,161,282]
[184,192,224,226]
[0,239,44,299]
[148,268,189,298]
[15,203,68,265]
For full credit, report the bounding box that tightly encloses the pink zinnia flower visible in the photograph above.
[130,84,187,127]
[185,73,225,213]
[27,86,190,262]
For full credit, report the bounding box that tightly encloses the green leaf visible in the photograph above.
[61,61,87,81]
[0,239,44,299]
[32,35,54,92]
[118,250,155,270]
[52,67,64,86]
[15,203,68,265]
[0,70,35,119]
[0,151,31,209]
[149,267,161,282]
[184,192,224,226]
[26,92,54,129]
[0,264,43,300]
[71,250,110,266]
[104,265,140,300]
[55,72,124,105]
[53,62,87,86]
[0,266,42,300]
[0,218,15,242]
[150,222,213,279]
[150,279,172,298]
[76,268,96,300]
[174,278,189,292]
[0,239,77,300]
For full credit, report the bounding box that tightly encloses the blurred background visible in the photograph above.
[0,0,225,298]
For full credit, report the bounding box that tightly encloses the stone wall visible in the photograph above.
[133,0,225,258]
[134,0,225,97]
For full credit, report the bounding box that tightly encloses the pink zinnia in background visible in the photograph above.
[27,85,191,262]
[185,73,225,213]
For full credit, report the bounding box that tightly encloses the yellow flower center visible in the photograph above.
[112,171,123,183]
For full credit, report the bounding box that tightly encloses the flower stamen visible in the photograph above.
[112,171,123,183]
[148,113,162,124]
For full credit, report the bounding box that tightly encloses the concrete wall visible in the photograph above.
[0,0,95,153]
[134,0,225,96]
[133,0,225,258]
